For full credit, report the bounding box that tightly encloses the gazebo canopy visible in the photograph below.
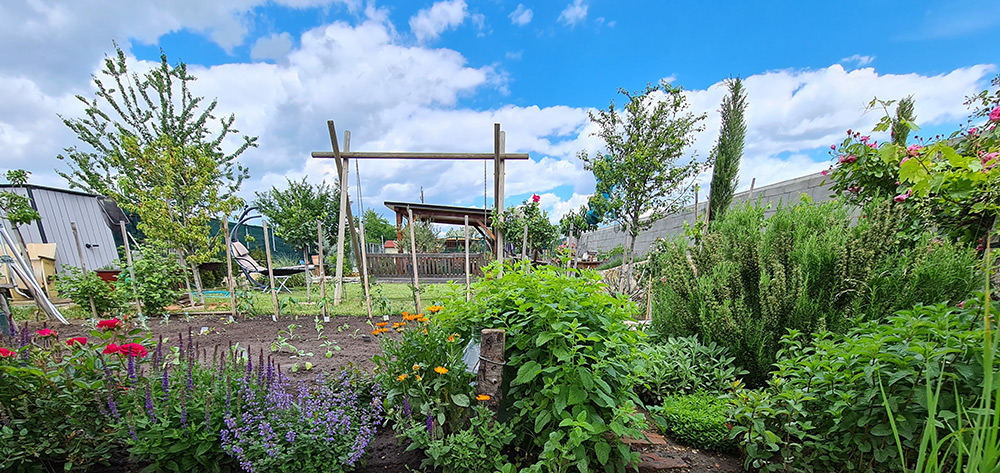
[383,201,495,249]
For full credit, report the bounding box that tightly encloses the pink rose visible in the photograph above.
[907,144,922,156]
[968,127,978,135]
[531,194,540,203]
[839,155,857,164]
[989,106,1000,122]
[893,189,912,203]
[830,145,836,150]
[820,170,828,176]
[860,135,871,144]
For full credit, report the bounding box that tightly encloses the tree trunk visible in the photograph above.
[303,247,311,303]
[180,253,193,307]
[190,261,206,307]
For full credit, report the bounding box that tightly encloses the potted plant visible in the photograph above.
[95,263,121,283]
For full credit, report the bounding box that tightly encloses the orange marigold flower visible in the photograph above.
[476,394,491,401]
[426,305,443,313]
[396,374,408,381]
[434,366,448,374]
[371,329,379,335]
[375,322,388,327]
[402,311,410,316]
[447,334,457,342]
[416,375,422,381]
[413,364,421,371]
[417,316,429,323]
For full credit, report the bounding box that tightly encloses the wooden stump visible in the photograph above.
[477,328,505,409]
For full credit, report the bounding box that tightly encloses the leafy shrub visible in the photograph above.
[127,245,185,316]
[0,321,147,471]
[117,331,239,472]
[55,267,130,318]
[403,405,515,473]
[374,310,476,437]
[635,336,746,405]
[647,198,980,385]
[438,261,646,473]
[730,299,995,472]
[651,393,735,453]
[221,369,383,473]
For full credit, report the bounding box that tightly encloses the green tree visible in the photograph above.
[558,204,596,239]
[401,218,441,253]
[708,77,747,222]
[57,44,257,305]
[0,170,42,271]
[581,81,707,289]
[254,178,340,302]
[362,209,397,245]
[495,196,558,258]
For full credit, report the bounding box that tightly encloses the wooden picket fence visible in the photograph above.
[367,252,488,282]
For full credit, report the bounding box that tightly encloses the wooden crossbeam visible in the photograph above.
[311,151,529,160]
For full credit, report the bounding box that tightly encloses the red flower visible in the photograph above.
[119,343,148,358]
[531,194,541,203]
[0,347,15,357]
[66,337,88,347]
[102,343,121,354]
[36,328,56,337]
[97,318,122,330]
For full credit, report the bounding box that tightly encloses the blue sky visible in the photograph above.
[2,0,999,222]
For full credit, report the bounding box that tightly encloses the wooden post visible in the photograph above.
[119,221,142,317]
[520,224,529,261]
[747,177,757,203]
[407,208,422,314]
[333,154,350,306]
[464,215,471,302]
[318,222,328,322]
[494,124,504,267]
[646,279,653,321]
[694,183,700,222]
[222,220,237,322]
[262,220,279,322]
[70,222,99,319]
[304,247,311,303]
[358,220,373,319]
[478,328,506,409]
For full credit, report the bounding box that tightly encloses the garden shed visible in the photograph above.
[0,184,119,272]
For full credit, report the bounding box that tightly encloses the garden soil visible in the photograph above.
[25,311,744,472]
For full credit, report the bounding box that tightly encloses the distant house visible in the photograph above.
[0,184,119,272]
[384,240,399,254]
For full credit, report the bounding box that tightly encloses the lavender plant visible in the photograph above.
[221,369,383,473]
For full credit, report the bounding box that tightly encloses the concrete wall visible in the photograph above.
[576,172,835,257]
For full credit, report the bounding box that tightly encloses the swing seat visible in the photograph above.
[229,241,311,293]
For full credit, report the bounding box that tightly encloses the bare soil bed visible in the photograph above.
[24,313,744,473]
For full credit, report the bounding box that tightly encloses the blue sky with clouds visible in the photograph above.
[2,0,999,222]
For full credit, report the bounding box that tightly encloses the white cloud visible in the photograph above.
[509,4,533,26]
[558,0,588,27]
[841,54,875,67]
[505,50,523,60]
[250,32,294,61]
[409,0,468,43]
[0,4,995,226]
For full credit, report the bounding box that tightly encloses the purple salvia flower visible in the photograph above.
[178,331,184,357]
[107,390,120,419]
[153,335,163,371]
[128,412,138,442]
[204,396,212,431]
[426,411,433,435]
[161,366,170,403]
[179,391,188,429]
[127,354,136,382]
[285,430,296,443]
[403,395,411,419]
[144,380,157,422]
[186,356,195,396]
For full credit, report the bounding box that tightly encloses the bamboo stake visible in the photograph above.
[119,221,142,317]
[262,220,279,322]
[464,215,471,302]
[318,222,328,322]
[494,124,504,269]
[223,220,236,323]
[646,279,653,321]
[358,220,373,319]
[408,208,421,314]
[747,177,757,202]
[304,247,311,303]
[70,222,98,319]
[521,225,529,261]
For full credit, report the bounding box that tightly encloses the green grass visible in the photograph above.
[10,282,462,321]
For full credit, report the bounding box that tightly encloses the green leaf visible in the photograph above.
[452,393,470,407]
[595,440,611,465]
[513,361,542,385]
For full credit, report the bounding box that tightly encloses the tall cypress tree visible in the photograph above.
[891,95,916,146]
[708,77,747,222]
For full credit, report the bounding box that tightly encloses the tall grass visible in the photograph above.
[881,234,1000,473]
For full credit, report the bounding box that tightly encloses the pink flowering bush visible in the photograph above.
[827,75,1000,245]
